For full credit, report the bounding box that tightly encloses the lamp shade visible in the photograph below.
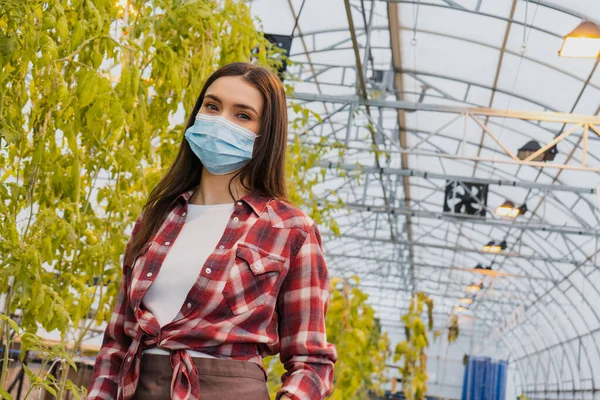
[559,21,600,58]
[517,140,558,162]
[466,283,482,293]
[496,200,527,218]
[517,140,543,161]
[483,240,507,253]
[496,200,518,218]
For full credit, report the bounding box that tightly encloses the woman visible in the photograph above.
[86,62,338,400]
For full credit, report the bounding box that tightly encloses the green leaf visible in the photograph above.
[0,314,20,333]
[42,383,57,397]
[57,16,69,42]
[0,35,17,57]
[22,364,37,383]
[0,387,13,400]
[66,357,78,372]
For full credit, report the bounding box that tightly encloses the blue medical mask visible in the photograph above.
[184,113,259,175]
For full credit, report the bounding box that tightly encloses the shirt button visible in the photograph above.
[233,217,239,222]
[146,272,153,277]
[164,241,171,246]
[219,245,224,249]
[187,303,192,308]
[205,267,211,274]
[237,201,242,206]
[182,212,187,217]
[127,357,132,362]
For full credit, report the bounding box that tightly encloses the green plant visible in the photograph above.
[285,133,344,236]
[393,292,434,400]
[0,0,332,398]
[0,315,88,399]
[448,314,460,344]
[262,275,391,399]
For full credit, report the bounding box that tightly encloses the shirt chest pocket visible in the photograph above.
[223,242,286,315]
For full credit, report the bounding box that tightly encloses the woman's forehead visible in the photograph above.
[205,76,263,113]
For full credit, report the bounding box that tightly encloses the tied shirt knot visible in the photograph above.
[119,310,201,400]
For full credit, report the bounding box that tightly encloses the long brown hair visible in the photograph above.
[125,62,289,266]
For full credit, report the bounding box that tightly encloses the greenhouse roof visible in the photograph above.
[252,0,600,395]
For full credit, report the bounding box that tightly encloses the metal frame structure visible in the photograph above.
[283,0,600,398]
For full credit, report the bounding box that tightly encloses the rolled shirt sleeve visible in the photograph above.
[275,221,338,400]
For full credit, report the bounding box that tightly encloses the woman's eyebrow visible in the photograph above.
[204,93,258,115]
[235,103,258,115]
[204,94,222,103]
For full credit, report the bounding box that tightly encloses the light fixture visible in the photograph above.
[559,21,600,58]
[466,283,483,293]
[455,306,468,313]
[495,200,528,218]
[483,240,507,253]
[460,297,473,305]
[517,140,557,162]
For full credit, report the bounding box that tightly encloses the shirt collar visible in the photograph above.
[175,187,270,216]
[174,188,196,204]
[239,191,270,216]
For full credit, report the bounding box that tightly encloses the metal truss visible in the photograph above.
[319,161,598,194]
[292,91,600,172]
[284,0,600,397]
[323,231,593,265]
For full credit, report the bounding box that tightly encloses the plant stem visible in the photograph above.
[56,358,71,400]
[0,285,14,390]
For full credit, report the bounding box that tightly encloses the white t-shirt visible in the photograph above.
[142,201,234,358]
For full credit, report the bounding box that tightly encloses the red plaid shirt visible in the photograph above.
[86,188,337,400]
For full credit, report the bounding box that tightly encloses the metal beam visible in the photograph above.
[326,253,558,282]
[290,91,600,124]
[306,141,599,229]
[323,232,587,265]
[512,325,600,363]
[319,161,598,194]
[343,0,405,293]
[387,0,416,293]
[338,202,600,237]
[286,0,338,138]
[291,27,600,93]
[371,0,599,33]
[292,63,600,128]
[439,0,467,10]
[472,0,517,175]
[527,0,600,25]
[353,283,525,307]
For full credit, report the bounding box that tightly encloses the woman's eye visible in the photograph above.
[206,103,218,111]
[238,113,250,120]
